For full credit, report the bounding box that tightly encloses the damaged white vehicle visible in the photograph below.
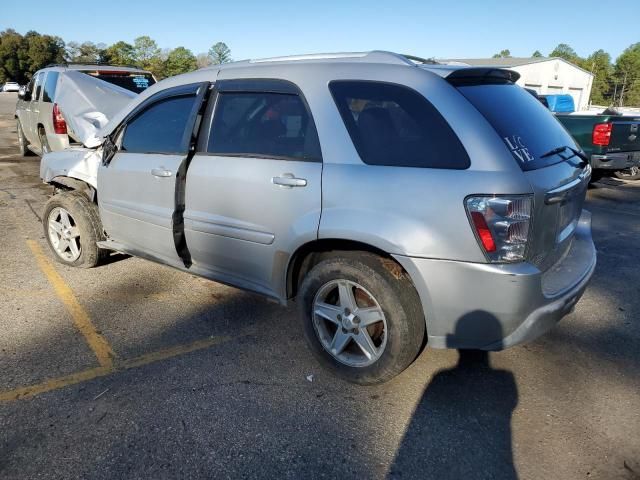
[16,64,154,155]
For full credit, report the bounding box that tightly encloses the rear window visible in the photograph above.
[85,71,155,93]
[457,84,578,171]
[329,81,469,169]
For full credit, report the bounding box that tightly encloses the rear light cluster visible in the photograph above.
[592,122,612,146]
[52,103,67,134]
[465,195,533,263]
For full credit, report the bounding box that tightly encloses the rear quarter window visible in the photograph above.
[42,72,59,103]
[329,80,470,169]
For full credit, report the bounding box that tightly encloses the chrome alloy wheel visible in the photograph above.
[47,207,81,261]
[312,279,388,367]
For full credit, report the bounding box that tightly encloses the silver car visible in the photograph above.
[39,51,596,384]
[15,64,155,156]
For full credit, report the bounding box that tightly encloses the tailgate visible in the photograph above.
[608,118,640,153]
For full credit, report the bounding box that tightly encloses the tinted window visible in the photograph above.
[42,72,59,103]
[458,84,578,171]
[208,92,321,161]
[329,81,469,169]
[86,72,156,93]
[33,72,45,101]
[122,95,196,154]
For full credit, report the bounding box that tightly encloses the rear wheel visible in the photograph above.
[298,252,425,385]
[43,191,108,268]
[614,166,640,180]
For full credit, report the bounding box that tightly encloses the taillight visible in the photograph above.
[466,195,533,263]
[52,103,67,134]
[592,122,612,146]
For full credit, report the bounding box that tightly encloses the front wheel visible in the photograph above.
[614,166,640,180]
[298,252,425,385]
[43,191,108,268]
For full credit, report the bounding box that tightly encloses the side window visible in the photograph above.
[121,95,197,154]
[207,91,321,161]
[329,81,470,169]
[42,72,59,103]
[33,72,45,101]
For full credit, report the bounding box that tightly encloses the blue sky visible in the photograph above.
[1,0,637,61]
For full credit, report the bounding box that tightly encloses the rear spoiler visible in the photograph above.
[446,68,521,86]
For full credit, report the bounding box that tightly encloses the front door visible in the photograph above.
[98,82,209,266]
[184,80,323,297]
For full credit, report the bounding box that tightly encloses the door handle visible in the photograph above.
[272,173,307,188]
[151,168,173,178]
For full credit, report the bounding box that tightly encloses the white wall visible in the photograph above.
[510,59,594,111]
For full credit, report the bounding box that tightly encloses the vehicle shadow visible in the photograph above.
[389,313,519,479]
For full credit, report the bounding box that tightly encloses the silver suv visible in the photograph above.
[39,52,596,384]
[16,64,155,155]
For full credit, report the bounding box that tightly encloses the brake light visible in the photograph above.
[466,196,533,263]
[592,122,612,146]
[52,103,67,134]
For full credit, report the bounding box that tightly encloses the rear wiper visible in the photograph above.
[540,145,588,167]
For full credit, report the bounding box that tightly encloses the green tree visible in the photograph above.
[66,41,104,63]
[492,49,511,59]
[208,42,231,64]
[549,43,579,63]
[582,49,612,105]
[613,43,640,107]
[0,29,28,83]
[164,46,197,77]
[133,36,160,68]
[104,41,135,66]
[532,50,543,58]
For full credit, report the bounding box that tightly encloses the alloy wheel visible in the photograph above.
[312,279,388,367]
[47,207,81,262]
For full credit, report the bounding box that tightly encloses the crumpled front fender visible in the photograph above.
[40,148,103,189]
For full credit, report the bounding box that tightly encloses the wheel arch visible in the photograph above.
[286,238,412,300]
[50,176,96,203]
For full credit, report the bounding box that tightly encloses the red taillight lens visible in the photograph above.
[592,122,612,146]
[470,211,496,252]
[466,196,533,263]
[52,103,67,134]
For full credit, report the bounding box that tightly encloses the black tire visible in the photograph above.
[614,166,640,181]
[42,191,108,268]
[298,252,425,385]
[16,119,31,156]
[38,127,51,155]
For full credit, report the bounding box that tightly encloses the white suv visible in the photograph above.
[15,64,155,155]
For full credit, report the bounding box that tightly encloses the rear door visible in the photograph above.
[456,81,589,271]
[184,79,323,296]
[98,82,209,265]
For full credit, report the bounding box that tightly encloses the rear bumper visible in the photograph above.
[393,210,596,350]
[591,152,640,170]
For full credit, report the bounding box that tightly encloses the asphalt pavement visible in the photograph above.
[1,92,639,479]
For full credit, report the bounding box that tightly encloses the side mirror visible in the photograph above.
[18,86,31,101]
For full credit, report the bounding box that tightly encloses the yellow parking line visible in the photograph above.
[0,336,231,402]
[26,240,116,368]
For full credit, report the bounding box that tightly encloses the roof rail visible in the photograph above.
[44,62,142,69]
[249,51,429,66]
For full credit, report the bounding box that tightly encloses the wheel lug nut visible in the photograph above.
[337,314,342,321]
[342,327,348,334]
[353,316,360,324]
[344,308,351,316]
[354,328,360,335]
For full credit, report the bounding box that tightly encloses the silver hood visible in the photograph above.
[56,71,136,148]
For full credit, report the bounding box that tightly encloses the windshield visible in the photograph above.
[457,83,579,171]
[84,71,156,94]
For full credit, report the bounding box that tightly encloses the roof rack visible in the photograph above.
[248,51,438,66]
[44,62,142,69]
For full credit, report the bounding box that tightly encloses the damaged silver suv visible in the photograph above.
[40,52,596,384]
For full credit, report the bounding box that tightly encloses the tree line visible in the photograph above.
[0,29,231,84]
[493,43,640,107]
